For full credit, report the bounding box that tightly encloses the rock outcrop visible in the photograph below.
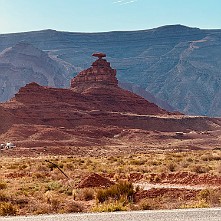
[0,106,18,134]
[71,53,118,92]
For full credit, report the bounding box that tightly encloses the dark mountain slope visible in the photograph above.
[0,42,76,101]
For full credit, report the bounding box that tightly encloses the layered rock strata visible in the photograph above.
[71,53,118,93]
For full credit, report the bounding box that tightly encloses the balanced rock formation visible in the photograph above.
[71,53,118,92]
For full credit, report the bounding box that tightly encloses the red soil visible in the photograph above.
[134,188,200,202]
[148,172,221,186]
[77,173,115,188]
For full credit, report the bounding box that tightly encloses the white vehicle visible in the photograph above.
[5,142,16,149]
[0,143,5,149]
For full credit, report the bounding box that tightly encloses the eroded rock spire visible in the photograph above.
[71,53,118,92]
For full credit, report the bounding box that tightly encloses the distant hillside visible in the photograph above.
[0,25,221,116]
[119,82,176,112]
[0,42,76,102]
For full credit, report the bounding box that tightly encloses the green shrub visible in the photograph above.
[198,189,221,206]
[167,162,177,172]
[0,191,10,202]
[0,181,7,190]
[96,181,134,203]
[45,181,62,191]
[130,159,146,165]
[191,165,209,173]
[198,189,211,201]
[0,202,17,216]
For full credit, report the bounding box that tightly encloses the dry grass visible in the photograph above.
[0,202,17,216]
[0,149,220,215]
[136,198,163,210]
[92,200,127,212]
[73,188,95,201]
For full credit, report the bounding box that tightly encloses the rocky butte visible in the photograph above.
[1,53,221,156]
[71,53,118,91]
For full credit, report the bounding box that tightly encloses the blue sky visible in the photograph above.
[0,0,221,33]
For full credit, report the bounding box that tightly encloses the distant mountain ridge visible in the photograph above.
[1,25,221,116]
[0,42,76,102]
